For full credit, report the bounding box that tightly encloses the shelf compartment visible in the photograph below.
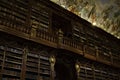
[3,69,21,78]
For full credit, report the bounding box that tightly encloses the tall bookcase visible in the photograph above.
[0,45,23,80]
[26,50,50,80]
[78,62,120,80]
[0,0,28,30]
[31,1,50,32]
[72,22,86,43]
[0,38,51,80]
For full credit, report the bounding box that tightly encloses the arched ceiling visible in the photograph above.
[51,0,120,39]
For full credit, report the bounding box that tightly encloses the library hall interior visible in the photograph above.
[0,0,120,80]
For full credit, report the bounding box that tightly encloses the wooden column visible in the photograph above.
[75,61,80,80]
[109,51,113,65]
[0,46,6,80]
[92,64,95,80]
[49,55,56,80]
[83,45,86,56]
[27,0,32,33]
[96,46,99,60]
[49,10,52,33]
[58,29,63,43]
[20,47,28,80]
[37,54,41,80]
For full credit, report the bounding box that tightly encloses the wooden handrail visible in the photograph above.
[84,45,96,56]
[62,37,83,50]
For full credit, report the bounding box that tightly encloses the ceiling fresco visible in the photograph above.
[51,0,120,39]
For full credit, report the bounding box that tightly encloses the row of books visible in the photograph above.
[1,59,50,79]
[5,57,22,64]
[79,65,119,80]
[3,69,21,77]
[4,62,21,70]
[25,72,38,80]
[26,66,50,75]
[27,52,49,59]
[72,24,81,41]
[0,6,26,21]
[2,78,20,80]
[27,59,50,66]
[85,45,96,56]
[0,0,28,30]
[32,2,49,15]
[6,52,22,60]
[31,4,49,32]
[31,18,49,32]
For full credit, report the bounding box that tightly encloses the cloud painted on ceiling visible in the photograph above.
[51,0,120,39]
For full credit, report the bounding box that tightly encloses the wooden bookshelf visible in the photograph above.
[31,2,49,33]
[0,41,51,80]
[79,66,86,80]
[78,63,120,80]
[4,46,23,79]
[25,49,50,80]
[72,22,85,42]
[26,51,39,80]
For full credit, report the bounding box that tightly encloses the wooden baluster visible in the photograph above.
[23,26,26,33]
[58,29,63,44]
[52,35,54,42]
[76,42,78,49]
[110,51,113,64]
[40,31,43,38]
[69,39,71,46]
[48,33,50,41]
[46,32,48,40]
[45,32,48,40]
[43,31,45,39]
[96,47,99,60]
[41,31,43,38]
[41,31,43,39]
[36,30,38,37]
[50,34,52,41]
[72,41,74,47]
[24,27,27,33]
[72,41,74,48]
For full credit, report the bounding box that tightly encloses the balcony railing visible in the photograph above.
[84,45,97,60]
[97,50,111,65]
[61,37,83,54]
[36,29,57,43]
[63,37,83,50]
